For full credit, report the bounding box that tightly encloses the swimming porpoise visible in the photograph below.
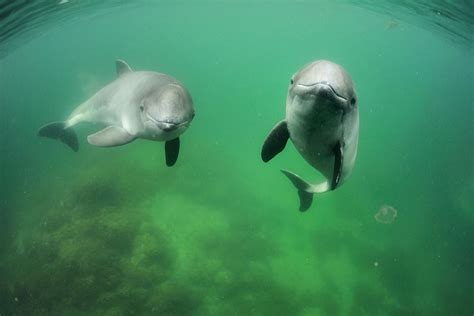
[261,60,359,211]
[38,59,195,166]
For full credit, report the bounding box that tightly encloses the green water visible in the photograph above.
[0,1,473,315]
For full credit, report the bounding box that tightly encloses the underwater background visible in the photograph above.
[0,1,473,315]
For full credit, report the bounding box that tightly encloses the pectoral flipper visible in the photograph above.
[261,120,289,162]
[87,126,135,147]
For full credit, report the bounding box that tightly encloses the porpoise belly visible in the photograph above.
[287,109,343,182]
[290,109,359,187]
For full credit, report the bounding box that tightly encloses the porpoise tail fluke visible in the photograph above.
[281,169,330,212]
[38,121,79,152]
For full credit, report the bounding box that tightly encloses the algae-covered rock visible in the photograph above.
[0,164,201,315]
[146,281,200,315]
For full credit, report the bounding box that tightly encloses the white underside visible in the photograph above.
[285,95,359,189]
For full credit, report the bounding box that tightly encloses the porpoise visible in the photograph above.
[261,60,359,211]
[38,59,195,166]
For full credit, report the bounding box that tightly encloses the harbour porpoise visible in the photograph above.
[261,60,359,211]
[38,59,195,166]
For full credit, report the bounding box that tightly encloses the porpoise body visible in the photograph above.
[38,60,195,166]
[261,60,359,211]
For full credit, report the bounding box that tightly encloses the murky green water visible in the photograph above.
[0,1,473,315]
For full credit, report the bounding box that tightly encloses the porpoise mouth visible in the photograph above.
[147,114,189,131]
[297,82,348,103]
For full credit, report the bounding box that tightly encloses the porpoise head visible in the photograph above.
[287,60,357,117]
[140,83,195,138]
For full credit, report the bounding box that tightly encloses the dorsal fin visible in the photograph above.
[115,59,132,76]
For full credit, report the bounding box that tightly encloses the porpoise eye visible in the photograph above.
[350,97,356,105]
[140,105,144,112]
[290,79,294,85]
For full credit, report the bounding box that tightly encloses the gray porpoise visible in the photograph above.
[38,59,195,166]
[261,60,359,211]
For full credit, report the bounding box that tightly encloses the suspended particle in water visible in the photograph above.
[385,19,399,30]
[374,205,398,224]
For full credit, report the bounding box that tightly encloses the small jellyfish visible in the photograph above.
[374,205,397,224]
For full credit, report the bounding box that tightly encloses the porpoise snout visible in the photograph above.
[296,82,349,110]
[146,113,188,132]
[298,82,346,100]
[156,120,180,131]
